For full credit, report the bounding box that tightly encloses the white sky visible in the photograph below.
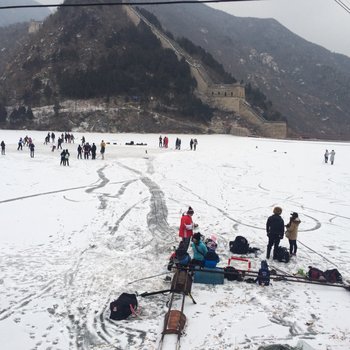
[35,0,350,57]
[209,0,350,57]
[1,130,350,349]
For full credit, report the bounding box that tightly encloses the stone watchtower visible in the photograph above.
[207,83,245,111]
[28,20,42,34]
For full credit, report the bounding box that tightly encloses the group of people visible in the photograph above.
[14,136,35,157]
[159,136,169,148]
[170,207,220,270]
[266,207,301,259]
[77,140,106,160]
[173,205,301,273]
[60,149,70,166]
[189,138,198,151]
[324,149,336,164]
[158,136,199,151]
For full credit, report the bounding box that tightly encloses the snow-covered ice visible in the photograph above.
[0,130,349,350]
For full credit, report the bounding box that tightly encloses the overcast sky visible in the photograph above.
[36,0,350,57]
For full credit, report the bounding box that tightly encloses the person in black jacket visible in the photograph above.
[266,206,284,259]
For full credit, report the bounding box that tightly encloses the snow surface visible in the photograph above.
[0,130,349,350]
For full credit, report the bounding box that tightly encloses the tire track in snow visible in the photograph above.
[0,185,91,204]
[116,162,174,246]
[85,166,109,194]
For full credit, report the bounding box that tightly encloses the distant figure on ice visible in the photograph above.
[17,137,23,150]
[324,149,329,163]
[159,135,162,148]
[1,140,5,155]
[163,136,168,148]
[29,143,35,158]
[190,138,194,150]
[330,150,336,165]
[57,137,63,150]
[77,144,82,159]
[65,149,70,166]
[175,138,181,150]
[81,136,85,146]
[60,149,67,166]
[193,138,198,151]
[178,206,196,251]
[84,143,91,159]
[51,132,55,143]
[266,206,284,259]
[100,140,106,160]
[285,212,301,256]
[91,143,97,159]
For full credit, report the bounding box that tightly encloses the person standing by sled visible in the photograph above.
[266,206,284,259]
[285,212,301,256]
[178,206,197,251]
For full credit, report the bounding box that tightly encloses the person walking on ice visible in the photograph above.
[1,141,5,155]
[324,149,329,163]
[330,150,336,165]
[65,149,70,166]
[29,143,35,158]
[100,140,106,160]
[17,137,23,150]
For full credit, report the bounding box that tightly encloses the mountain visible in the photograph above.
[0,0,50,27]
[140,2,350,140]
[1,1,349,139]
[0,1,218,132]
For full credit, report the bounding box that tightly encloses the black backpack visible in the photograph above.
[229,236,249,254]
[274,246,290,263]
[110,293,138,321]
[224,266,243,281]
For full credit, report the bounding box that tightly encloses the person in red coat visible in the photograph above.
[179,207,196,251]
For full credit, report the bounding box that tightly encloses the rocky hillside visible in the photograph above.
[141,2,350,140]
[0,0,219,130]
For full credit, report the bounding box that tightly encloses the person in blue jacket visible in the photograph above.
[190,232,208,267]
[203,250,220,268]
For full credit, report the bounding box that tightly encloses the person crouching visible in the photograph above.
[190,232,208,267]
